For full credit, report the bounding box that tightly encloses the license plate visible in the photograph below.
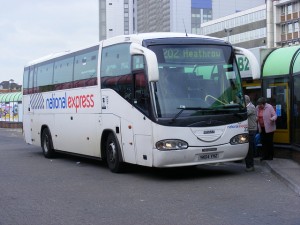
[197,153,219,160]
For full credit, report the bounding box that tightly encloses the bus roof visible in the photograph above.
[25,43,99,67]
[25,32,225,67]
[102,32,224,47]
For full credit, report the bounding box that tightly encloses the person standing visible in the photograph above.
[256,97,277,161]
[244,95,257,172]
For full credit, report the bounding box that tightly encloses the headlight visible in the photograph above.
[230,134,249,145]
[156,139,188,150]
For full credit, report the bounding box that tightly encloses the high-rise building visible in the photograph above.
[98,0,213,40]
[98,0,136,40]
[191,0,212,34]
[136,0,173,33]
[136,0,212,34]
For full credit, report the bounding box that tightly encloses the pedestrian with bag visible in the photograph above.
[256,97,277,161]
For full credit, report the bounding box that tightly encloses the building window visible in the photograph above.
[281,6,286,15]
[294,3,299,12]
[287,3,292,14]
[282,24,286,34]
[295,21,299,32]
[288,23,293,33]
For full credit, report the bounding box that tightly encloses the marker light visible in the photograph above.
[156,139,188,151]
[230,134,249,145]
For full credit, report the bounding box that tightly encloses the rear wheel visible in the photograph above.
[41,128,55,158]
[106,133,124,173]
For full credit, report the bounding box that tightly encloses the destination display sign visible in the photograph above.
[163,47,224,63]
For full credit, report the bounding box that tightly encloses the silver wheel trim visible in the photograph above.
[43,135,49,153]
[108,142,117,163]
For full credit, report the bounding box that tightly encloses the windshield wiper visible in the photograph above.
[222,103,243,108]
[171,107,212,123]
[212,103,244,109]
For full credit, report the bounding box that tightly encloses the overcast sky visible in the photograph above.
[0,0,99,85]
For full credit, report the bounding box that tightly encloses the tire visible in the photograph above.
[106,133,124,173]
[41,128,55,158]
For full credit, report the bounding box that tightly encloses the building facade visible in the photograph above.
[274,0,300,47]
[201,5,267,49]
[201,0,300,49]
[212,0,265,19]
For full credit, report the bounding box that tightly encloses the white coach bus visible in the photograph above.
[23,33,259,172]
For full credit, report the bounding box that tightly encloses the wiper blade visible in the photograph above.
[213,103,244,109]
[170,107,213,123]
[223,103,243,108]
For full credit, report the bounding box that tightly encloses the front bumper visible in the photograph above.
[152,143,248,167]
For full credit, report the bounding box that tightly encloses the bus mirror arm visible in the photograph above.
[130,43,159,82]
[233,46,260,80]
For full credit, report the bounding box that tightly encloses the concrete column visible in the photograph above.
[266,0,275,48]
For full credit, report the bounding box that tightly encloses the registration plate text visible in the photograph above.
[197,153,219,160]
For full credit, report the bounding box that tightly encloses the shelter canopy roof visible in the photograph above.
[263,46,300,77]
[0,92,22,103]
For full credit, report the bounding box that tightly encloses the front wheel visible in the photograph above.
[41,128,55,158]
[106,133,124,173]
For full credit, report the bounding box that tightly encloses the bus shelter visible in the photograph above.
[0,92,23,123]
[261,46,300,150]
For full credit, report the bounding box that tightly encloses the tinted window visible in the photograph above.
[101,43,132,99]
[53,57,74,90]
[100,43,130,77]
[23,67,29,94]
[37,62,54,92]
[28,67,34,94]
[74,49,98,87]
[37,62,54,86]
[54,57,73,84]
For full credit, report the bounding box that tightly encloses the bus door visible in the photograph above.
[265,81,290,144]
[23,99,33,144]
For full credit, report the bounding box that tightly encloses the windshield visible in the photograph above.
[149,44,245,118]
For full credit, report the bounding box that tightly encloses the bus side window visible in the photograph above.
[38,61,54,92]
[23,68,29,95]
[28,66,34,94]
[33,67,38,93]
[132,55,144,70]
[100,43,132,100]
[74,48,98,88]
[132,55,149,115]
[134,72,149,115]
[54,57,74,90]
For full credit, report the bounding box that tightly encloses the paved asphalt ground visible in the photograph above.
[1,128,300,225]
[5,128,300,196]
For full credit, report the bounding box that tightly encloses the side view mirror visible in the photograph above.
[234,46,260,80]
[130,43,159,82]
